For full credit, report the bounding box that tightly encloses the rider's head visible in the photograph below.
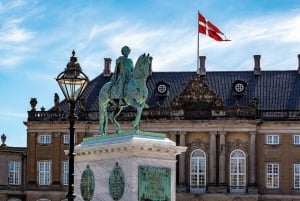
[121,46,131,57]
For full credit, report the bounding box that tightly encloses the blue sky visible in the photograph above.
[0,0,299,147]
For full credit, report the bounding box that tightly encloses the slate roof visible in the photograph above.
[55,70,300,112]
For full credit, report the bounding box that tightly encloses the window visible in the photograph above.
[9,161,20,185]
[294,164,300,188]
[63,161,69,185]
[230,149,246,193]
[63,135,70,144]
[294,135,300,145]
[190,149,206,193]
[266,163,279,188]
[38,135,51,144]
[266,135,279,145]
[38,161,51,185]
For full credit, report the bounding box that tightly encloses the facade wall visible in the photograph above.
[22,119,300,200]
[256,122,300,198]
[0,146,27,200]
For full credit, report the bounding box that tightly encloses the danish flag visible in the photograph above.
[198,12,230,41]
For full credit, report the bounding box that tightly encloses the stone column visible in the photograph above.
[209,131,217,184]
[178,131,186,185]
[218,131,226,184]
[249,131,256,185]
[169,131,177,143]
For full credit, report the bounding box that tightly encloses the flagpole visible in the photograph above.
[197,11,200,74]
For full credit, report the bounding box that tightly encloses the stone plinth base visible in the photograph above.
[74,131,186,201]
[207,185,227,193]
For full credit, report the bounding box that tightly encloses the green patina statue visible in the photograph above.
[110,46,134,106]
[99,46,151,135]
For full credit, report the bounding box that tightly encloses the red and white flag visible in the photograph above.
[198,12,230,41]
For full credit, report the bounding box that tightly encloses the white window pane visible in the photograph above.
[63,161,69,185]
[294,136,298,144]
[230,150,246,192]
[63,135,70,144]
[39,135,52,144]
[9,161,20,185]
[266,163,279,188]
[38,161,51,185]
[190,149,206,191]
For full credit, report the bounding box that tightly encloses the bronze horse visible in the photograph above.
[98,53,151,135]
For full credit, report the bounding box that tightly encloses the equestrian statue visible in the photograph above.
[99,46,151,135]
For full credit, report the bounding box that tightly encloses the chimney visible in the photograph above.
[149,56,153,76]
[253,55,261,75]
[298,54,300,74]
[198,56,206,76]
[103,58,112,77]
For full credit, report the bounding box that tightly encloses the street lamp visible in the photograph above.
[56,50,89,201]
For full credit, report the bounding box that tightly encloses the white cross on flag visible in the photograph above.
[198,12,230,41]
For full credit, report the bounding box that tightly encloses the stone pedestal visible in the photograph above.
[74,131,186,201]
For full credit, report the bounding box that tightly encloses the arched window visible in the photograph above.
[230,149,246,193]
[190,149,206,193]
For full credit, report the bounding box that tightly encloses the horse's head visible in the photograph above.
[133,53,151,79]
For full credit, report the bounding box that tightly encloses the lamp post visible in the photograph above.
[56,50,89,201]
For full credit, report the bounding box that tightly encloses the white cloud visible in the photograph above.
[0,111,26,119]
[103,12,299,72]
[0,0,26,13]
[196,12,300,71]
[0,56,23,67]
[0,18,35,43]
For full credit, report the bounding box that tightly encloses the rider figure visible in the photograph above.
[111,46,134,106]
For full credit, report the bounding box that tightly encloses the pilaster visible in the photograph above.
[209,131,217,184]
[218,131,226,184]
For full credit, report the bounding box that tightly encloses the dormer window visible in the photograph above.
[234,83,245,93]
[155,81,170,97]
[232,80,247,95]
[157,84,167,94]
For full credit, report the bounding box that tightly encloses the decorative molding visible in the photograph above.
[172,75,224,112]
[227,139,248,153]
[186,139,209,154]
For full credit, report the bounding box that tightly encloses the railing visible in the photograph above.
[28,111,67,121]
[259,110,300,120]
[27,109,300,122]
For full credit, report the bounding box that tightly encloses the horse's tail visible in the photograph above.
[99,82,112,135]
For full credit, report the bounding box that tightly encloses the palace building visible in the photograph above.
[0,134,27,201]
[2,53,300,201]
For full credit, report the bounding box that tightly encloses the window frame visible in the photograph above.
[266,163,279,188]
[63,161,69,186]
[190,149,206,194]
[63,134,70,144]
[8,161,21,185]
[38,134,52,144]
[38,161,51,185]
[229,149,247,193]
[266,135,280,145]
[294,164,300,189]
[294,135,300,145]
